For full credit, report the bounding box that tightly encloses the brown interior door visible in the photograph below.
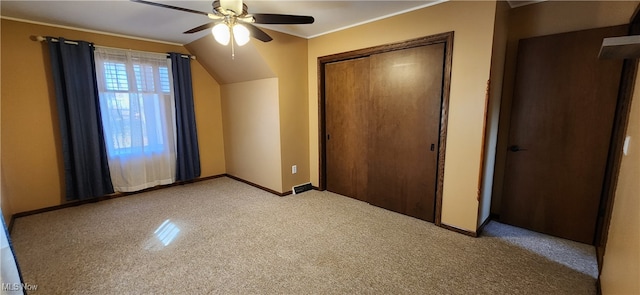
[325,58,370,201]
[366,44,444,222]
[500,26,626,244]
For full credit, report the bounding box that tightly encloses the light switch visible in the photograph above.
[623,136,631,156]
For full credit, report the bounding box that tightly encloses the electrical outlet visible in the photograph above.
[292,165,297,174]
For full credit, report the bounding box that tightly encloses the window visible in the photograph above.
[94,47,177,192]
[96,55,174,157]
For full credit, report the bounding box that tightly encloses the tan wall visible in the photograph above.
[191,58,227,178]
[187,29,308,193]
[253,30,310,192]
[491,1,638,214]
[308,1,498,232]
[600,67,640,295]
[0,19,225,216]
[0,154,8,227]
[478,0,510,226]
[220,78,283,193]
[0,50,9,223]
[0,173,9,226]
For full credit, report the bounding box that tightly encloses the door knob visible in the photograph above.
[508,145,527,152]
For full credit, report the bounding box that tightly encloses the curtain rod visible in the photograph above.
[34,36,196,60]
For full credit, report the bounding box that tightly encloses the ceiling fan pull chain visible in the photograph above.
[231,32,236,60]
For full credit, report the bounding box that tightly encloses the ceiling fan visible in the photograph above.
[131,0,315,46]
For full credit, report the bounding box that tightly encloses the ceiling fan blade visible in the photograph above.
[130,0,210,16]
[252,14,314,25]
[184,22,216,34]
[246,24,273,42]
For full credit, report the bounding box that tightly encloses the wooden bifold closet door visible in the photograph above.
[325,43,445,222]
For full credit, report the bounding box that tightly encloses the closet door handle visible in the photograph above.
[430,144,435,151]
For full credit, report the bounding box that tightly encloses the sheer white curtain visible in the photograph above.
[94,47,176,192]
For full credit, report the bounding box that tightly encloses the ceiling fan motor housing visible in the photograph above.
[214,0,248,17]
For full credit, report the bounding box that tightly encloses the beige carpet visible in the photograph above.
[10,177,597,294]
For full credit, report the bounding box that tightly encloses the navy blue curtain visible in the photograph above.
[170,53,201,181]
[48,37,114,200]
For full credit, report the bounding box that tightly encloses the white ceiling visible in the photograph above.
[0,0,446,45]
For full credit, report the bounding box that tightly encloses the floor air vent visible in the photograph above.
[292,183,313,194]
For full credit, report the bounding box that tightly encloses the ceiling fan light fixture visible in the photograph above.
[233,24,250,46]
[132,0,314,46]
[212,23,230,46]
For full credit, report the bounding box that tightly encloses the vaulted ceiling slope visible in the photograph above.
[186,34,276,85]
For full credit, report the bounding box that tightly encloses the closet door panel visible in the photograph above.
[367,44,445,221]
[325,58,370,201]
